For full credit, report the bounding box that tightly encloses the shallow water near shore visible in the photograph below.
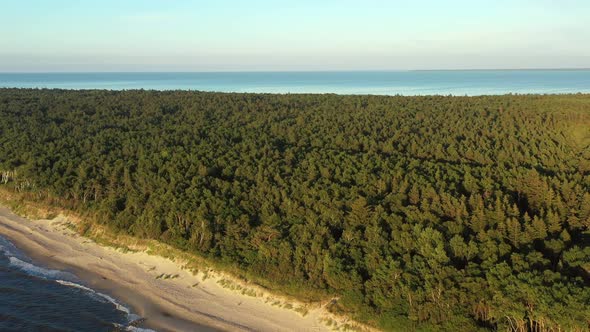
[0,235,152,332]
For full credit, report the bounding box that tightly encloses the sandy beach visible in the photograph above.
[0,205,333,332]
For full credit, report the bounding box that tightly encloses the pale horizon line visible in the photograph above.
[2,67,590,74]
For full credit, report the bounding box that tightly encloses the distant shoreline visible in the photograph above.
[1,68,590,74]
[1,70,589,96]
[1,87,589,98]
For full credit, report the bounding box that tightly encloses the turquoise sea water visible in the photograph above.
[1,70,590,95]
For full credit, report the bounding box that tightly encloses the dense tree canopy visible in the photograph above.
[1,89,589,331]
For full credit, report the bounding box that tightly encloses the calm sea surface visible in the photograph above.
[1,70,590,95]
[0,235,152,332]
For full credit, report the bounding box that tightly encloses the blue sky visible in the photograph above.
[1,0,589,71]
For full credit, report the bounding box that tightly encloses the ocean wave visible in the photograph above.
[117,325,158,332]
[8,256,74,280]
[55,280,132,315]
[55,279,147,329]
[0,235,22,259]
[2,235,75,281]
[1,236,152,330]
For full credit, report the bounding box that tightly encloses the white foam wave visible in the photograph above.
[2,236,150,329]
[56,280,145,326]
[2,235,75,281]
[8,257,72,279]
[125,326,158,332]
[56,280,132,315]
[56,280,146,326]
[113,323,157,332]
[0,235,21,258]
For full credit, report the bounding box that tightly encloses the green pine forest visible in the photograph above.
[0,89,589,331]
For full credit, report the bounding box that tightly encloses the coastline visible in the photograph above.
[2,71,590,96]
[0,205,334,332]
